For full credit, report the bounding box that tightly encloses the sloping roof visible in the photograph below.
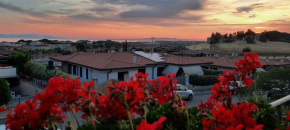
[51,52,156,70]
[162,55,212,65]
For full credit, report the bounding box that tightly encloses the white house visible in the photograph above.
[51,51,211,85]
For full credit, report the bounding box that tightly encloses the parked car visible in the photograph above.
[267,88,290,98]
[175,84,194,101]
[146,84,194,101]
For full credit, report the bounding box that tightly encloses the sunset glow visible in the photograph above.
[0,0,289,40]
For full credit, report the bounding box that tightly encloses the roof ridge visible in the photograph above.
[101,60,113,69]
[64,53,79,61]
[105,53,114,59]
[111,59,143,65]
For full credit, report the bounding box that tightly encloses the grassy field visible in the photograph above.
[188,41,290,56]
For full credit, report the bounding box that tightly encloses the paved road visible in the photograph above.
[185,93,239,108]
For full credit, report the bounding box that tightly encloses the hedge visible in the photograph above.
[23,61,74,80]
[0,79,11,106]
[202,69,224,75]
[189,74,218,85]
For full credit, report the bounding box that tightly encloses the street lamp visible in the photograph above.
[46,60,57,78]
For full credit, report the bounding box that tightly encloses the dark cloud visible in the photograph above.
[67,0,206,26]
[69,13,187,26]
[235,3,263,13]
[249,14,256,18]
[89,7,116,15]
[0,2,47,17]
[90,0,206,18]
[118,0,205,18]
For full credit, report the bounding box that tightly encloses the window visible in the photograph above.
[73,65,76,75]
[80,67,83,77]
[157,67,165,76]
[68,64,72,74]
[138,68,146,74]
[178,85,186,91]
[118,71,128,81]
[86,68,89,79]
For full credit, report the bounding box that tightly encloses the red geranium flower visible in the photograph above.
[0,106,4,112]
[136,116,166,130]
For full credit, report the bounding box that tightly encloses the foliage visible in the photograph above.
[210,32,222,44]
[263,30,290,43]
[242,47,252,54]
[202,69,223,75]
[8,52,30,73]
[76,43,86,52]
[23,61,74,80]
[259,34,267,42]
[256,67,290,99]
[189,74,218,85]
[246,36,255,44]
[247,96,278,130]
[236,31,246,40]
[0,79,11,106]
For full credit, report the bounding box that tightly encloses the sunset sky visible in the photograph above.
[0,0,289,40]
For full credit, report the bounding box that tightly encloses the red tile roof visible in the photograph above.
[51,52,156,70]
[162,55,212,65]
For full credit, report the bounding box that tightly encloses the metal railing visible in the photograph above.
[270,95,290,108]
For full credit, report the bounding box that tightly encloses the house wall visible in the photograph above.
[146,67,153,79]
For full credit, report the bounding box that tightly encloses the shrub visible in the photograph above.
[0,79,11,106]
[202,69,223,75]
[23,61,74,80]
[242,47,252,54]
[246,36,255,44]
[189,74,218,85]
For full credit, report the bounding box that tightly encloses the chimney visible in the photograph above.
[133,53,136,63]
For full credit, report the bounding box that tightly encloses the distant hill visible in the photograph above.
[0,34,59,39]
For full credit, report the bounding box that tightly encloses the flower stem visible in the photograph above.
[67,111,76,130]
[70,106,80,127]
[127,111,134,130]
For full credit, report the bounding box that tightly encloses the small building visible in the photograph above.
[51,51,211,84]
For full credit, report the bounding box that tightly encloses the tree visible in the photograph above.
[76,43,86,52]
[245,29,256,44]
[8,53,30,73]
[0,79,11,106]
[259,34,267,42]
[245,29,256,36]
[246,36,255,44]
[242,47,252,54]
[229,33,233,39]
[224,34,228,39]
[237,31,245,40]
[214,32,222,43]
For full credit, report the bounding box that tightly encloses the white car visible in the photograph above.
[175,84,194,101]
